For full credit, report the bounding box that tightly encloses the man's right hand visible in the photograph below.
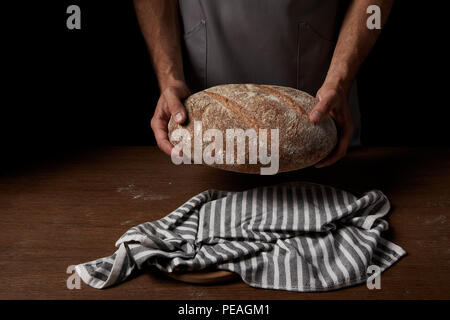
[151,80,190,155]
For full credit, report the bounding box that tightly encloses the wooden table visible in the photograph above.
[0,147,449,299]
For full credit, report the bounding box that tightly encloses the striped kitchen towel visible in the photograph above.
[75,182,406,291]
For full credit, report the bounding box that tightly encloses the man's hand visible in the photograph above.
[307,0,394,167]
[309,82,354,168]
[134,0,189,155]
[151,80,190,155]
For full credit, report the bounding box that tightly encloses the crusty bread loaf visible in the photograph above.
[168,84,337,174]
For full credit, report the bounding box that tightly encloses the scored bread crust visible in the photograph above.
[168,84,337,174]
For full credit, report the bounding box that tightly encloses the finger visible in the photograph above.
[151,97,171,123]
[154,129,174,156]
[314,139,347,168]
[151,114,174,156]
[310,93,335,124]
[315,119,353,168]
[164,89,187,124]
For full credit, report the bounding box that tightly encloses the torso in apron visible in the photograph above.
[178,0,361,146]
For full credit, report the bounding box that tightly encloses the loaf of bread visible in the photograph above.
[168,84,337,174]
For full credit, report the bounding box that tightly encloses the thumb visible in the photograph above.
[310,93,333,124]
[164,89,187,124]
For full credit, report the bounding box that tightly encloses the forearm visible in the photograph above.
[133,0,185,90]
[325,0,394,93]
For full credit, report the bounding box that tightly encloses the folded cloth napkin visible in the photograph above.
[75,182,406,291]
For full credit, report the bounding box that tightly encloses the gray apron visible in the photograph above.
[178,0,361,146]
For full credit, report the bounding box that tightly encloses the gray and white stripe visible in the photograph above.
[75,182,406,291]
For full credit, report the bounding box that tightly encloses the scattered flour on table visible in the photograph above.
[424,214,447,225]
[120,220,134,226]
[116,184,170,201]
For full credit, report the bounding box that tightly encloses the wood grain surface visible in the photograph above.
[0,147,449,299]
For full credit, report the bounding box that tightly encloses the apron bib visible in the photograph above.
[178,0,361,146]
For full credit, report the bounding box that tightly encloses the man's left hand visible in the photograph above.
[309,82,354,168]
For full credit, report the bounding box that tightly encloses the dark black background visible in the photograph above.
[0,300,446,318]
[2,1,447,168]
